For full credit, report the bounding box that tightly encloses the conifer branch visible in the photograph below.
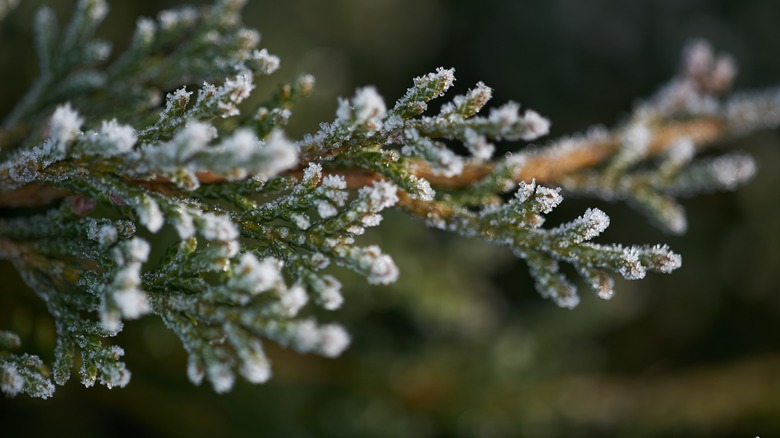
[0,1,777,399]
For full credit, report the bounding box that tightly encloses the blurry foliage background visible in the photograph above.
[2,0,780,437]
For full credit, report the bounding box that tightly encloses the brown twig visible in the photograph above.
[0,116,728,208]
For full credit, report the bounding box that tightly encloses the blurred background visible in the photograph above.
[2,0,780,436]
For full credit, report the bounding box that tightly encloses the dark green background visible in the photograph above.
[1,0,780,436]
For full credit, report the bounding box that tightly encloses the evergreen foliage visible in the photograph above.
[0,0,777,398]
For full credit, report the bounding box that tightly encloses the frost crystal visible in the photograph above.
[318,276,343,310]
[207,362,235,394]
[259,130,299,177]
[319,324,351,357]
[363,181,399,211]
[579,208,610,240]
[199,213,239,242]
[222,129,257,159]
[361,213,382,227]
[87,223,118,246]
[533,186,563,214]
[352,86,386,126]
[322,174,347,190]
[464,128,495,160]
[364,245,400,285]
[279,285,308,316]
[173,121,215,160]
[230,253,282,294]
[134,17,155,45]
[136,196,164,233]
[50,103,83,149]
[710,154,756,189]
[251,48,280,75]
[2,4,756,398]
[173,208,196,239]
[1,363,24,397]
[316,201,338,219]
[619,247,646,280]
[99,120,137,155]
[186,357,204,385]
[114,287,151,319]
[520,109,551,141]
[239,346,271,383]
[290,213,310,230]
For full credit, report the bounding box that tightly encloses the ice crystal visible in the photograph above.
[0,0,772,399]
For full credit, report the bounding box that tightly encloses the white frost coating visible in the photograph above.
[665,137,695,169]
[240,347,271,383]
[463,127,495,160]
[489,102,519,130]
[222,128,257,159]
[710,154,756,190]
[87,222,118,246]
[533,186,563,214]
[293,319,320,352]
[411,177,435,201]
[226,71,255,102]
[337,86,386,132]
[587,271,615,300]
[319,324,351,357]
[114,287,151,319]
[126,237,150,263]
[347,225,364,235]
[279,284,308,316]
[361,213,382,227]
[207,362,235,394]
[135,196,164,233]
[520,110,551,141]
[158,7,197,30]
[235,28,260,48]
[230,253,282,294]
[315,201,338,219]
[316,275,343,310]
[619,247,646,280]
[663,205,688,236]
[0,363,24,397]
[579,208,610,240]
[172,121,215,161]
[135,17,156,45]
[353,86,386,125]
[620,122,651,160]
[554,291,580,309]
[165,87,192,113]
[99,120,137,155]
[173,208,195,239]
[421,67,455,92]
[322,174,347,190]
[0,0,20,20]
[515,180,536,203]
[363,181,399,211]
[213,72,255,117]
[100,305,122,333]
[186,356,204,385]
[364,245,399,285]
[336,97,351,123]
[290,213,310,230]
[251,48,280,75]
[430,146,464,177]
[649,244,682,273]
[87,0,108,22]
[259,130,298,177]
[50,103,83,148]
[303,162,323,184]
[199,212,239,242]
